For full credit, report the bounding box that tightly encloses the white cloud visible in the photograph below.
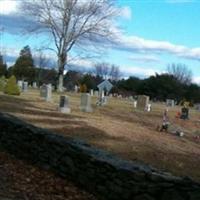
[128,55,161,63]
[193,76,200,85]
[112,34,200,62]
[121,65,158,77]
[0,0,19,15]
[120,6,132,20]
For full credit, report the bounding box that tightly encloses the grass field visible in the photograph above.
[0,89,200,182]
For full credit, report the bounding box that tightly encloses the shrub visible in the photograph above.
[0,76,6,92]
[4,75,20,95]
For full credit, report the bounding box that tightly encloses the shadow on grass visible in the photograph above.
[0,93,83,119]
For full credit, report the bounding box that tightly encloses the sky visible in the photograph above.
[0,0,200,84]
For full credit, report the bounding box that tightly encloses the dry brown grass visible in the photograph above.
[0,90,200,182]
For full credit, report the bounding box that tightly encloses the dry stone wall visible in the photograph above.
[0,112,199,200]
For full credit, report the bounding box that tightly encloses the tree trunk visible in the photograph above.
[57,53,66,92]
[58,73,64,92]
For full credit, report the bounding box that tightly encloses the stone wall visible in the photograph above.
[0,112,199,200]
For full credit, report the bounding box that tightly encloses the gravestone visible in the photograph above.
[40,84,52,102]
[118,94,122,98]
[94,90,99,97]
[74,85,78,93]
[133,100,137,108]
[80,93,93,112]
[146,104,152,112]
[22,81,28,92]
[195,104,200,112]
[90,89,94,96]
[32,82,37,89]
[40,84,46,98]
[17,80,23,91]
[109,93,113,97]
[180,107,189,120]
[96,90,108,106]
[137,95,150,110]
[46,84,52,102]
[166,99,175,107]
[58,95,71,114]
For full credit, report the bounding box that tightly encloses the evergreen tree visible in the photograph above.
[0,54,7,77]
[4,75,20,95]
[13,46,36,83]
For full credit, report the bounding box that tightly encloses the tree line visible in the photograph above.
[1,45,200,103]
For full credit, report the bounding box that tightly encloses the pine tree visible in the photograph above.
[12,46,36,83]
[0,54,7,77]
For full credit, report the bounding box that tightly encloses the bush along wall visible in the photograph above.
[0,112,199,200]
[4,75,20,95]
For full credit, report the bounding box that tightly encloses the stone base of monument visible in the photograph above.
[80,106,93,112]
[58,107,71,114]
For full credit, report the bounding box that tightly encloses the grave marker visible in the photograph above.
[80,93,93,112]
[59,95,71,114]
[137,95,150,111]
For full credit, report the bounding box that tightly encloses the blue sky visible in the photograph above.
[0,0,200,83]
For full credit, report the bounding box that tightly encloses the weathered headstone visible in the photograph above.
[146,104,152,112]
[90,89,94,96]
[40,84,52,102]
[46,84,52,102]
[17,80,23,91]
[133,100,137,108]
[109,93,113,98]
[94,90,99,97]
[22,81,28,92]
[195,104,200,112]
[40,84,46,98]
[80,93,93,112]
[58,95,71,114]
[180,106,189,120]
[74,85,78,93]
[32,82,37,89]
[137,95,150,110]
[166,99,175,107]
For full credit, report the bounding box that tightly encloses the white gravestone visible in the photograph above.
[80,93,93,112]
[166,99,175,107]
[59,95,71,114]
[22,81,28,92]
[40,84,52,102]
[90,89,94,96]
[46,84,52,102]
[32,82,37,89]
[94,90,99,97]
[133,101,137,108]
[74,85,78,93]
[17,80,23,91]
[40,84,46,98]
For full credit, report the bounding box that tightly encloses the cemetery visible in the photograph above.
[1,0,200,199]
[0,85,200,199]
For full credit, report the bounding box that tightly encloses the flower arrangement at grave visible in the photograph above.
[4,75,20,95]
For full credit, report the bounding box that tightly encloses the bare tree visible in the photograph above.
[110,64,120,80]
[167,63,192,85]
[20,0,118,91]
[33,50,50,69]
[94,62,110,79]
